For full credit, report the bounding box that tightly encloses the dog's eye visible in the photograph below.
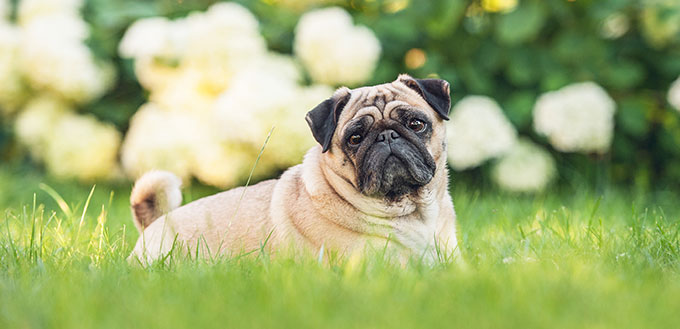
[348,134,363,145]
[407,119,426,132]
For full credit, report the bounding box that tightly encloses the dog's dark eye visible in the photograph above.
[348,134,363,145]
[407,119,426,132]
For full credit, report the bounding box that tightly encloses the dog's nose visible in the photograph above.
[376,129,400,143]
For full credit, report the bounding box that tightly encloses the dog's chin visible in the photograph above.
[358,142,435,201]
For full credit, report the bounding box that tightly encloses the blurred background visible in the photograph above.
[1,0,679,197]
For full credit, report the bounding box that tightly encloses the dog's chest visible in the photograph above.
[359,202,440,256]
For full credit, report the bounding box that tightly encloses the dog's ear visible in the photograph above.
[399,74,451,120]
[305,88,352,153]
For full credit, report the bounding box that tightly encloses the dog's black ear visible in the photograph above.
[400,75,451,120]
[305,89,351,153]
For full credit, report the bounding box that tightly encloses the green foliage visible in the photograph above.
[355,0,680,187]
[2,0,680,187]
[495,1,547,45]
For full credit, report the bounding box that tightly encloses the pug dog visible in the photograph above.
[129,74,459,264]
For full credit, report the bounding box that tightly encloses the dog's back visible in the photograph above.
[129,171,278,264]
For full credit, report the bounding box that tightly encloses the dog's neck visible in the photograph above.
[302,147,414,217]
[299,147,451,256]
[302,147,447,221]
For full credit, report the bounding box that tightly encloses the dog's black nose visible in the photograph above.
[376,129,400,143]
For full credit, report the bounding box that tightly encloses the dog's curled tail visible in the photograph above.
[130,170,182,232]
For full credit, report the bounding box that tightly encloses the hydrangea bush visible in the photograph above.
[0,0,679,193]
[117,3,341,187]
[445,96,516,170]
[1,0,117,181]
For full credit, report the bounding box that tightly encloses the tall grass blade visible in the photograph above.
[39,183,73,218]
[73,185,96,250]
[221,127,274,245]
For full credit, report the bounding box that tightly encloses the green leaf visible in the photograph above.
[495,1,547,45]
[504,91,536,129]
[540,69,571,91]
[617,97,651,137]
[600,60,645,90]
[425,0,467,38]
[505,48,540,86]
[458,64,494,95]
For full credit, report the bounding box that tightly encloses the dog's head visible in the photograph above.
[306,74,451,200]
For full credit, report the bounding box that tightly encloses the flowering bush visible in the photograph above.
[294,7,381,86]
[446,96,517,170]
[533,82,616,154]
[15,96,70,159]
[0,0,118,181]
[492,139,556,193]
[17,0,114,104]
[43,112,121,181]
[118,2,334,187]
[15,96,120,180]
[0,0,679,192]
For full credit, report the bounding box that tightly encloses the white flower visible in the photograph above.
[21,13,89,41]
[214,67,300,145]
[492,139,556,193]
[132,57,182,93]
[0,23,29,113]
[19,36,115,103]
[123,3,269,94]
[118,3,344,187]
[121,103,256,187]
[15,9,114,104]
[253,53,303,83]
[533,82,616,154]
[120,103,200,181]
[446,96,517,170]
[214,66,332,177]
[294,7,381,86]
[14,95,70,158]
[148,66,218,113]
[44,113,121,181]
[12,4,114,104]
[668,76,680,112]
[118,17,182,60]
[17,0,83,25]
[182,2,267,92]
[214,73,332,179]
[600,12,629,39]
[261,84,334,168]
[191,141,254,188]
[202,2,261,33]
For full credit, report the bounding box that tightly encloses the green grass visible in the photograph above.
[1,168,679,328]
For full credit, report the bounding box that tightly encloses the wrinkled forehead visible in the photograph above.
[336,81,434,126]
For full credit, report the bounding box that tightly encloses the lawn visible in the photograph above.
[1,166,679,329]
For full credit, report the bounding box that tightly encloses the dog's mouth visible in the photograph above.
[357,141,435,200]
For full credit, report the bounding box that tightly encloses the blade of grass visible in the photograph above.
[218,126,274,253]
[73,185,96,250]
[39,183,73,218]
[233,126,274,218]
[29,193,37,262]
